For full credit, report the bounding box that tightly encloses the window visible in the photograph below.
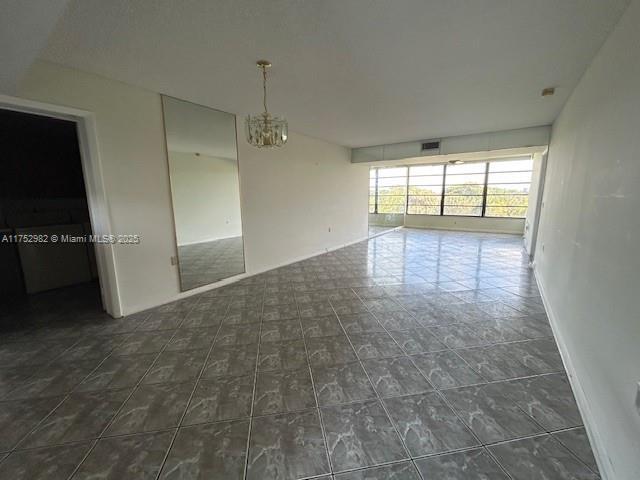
[370,157,533,219]
[443,162,487,216]
[369,166,407,214]
[407,165,443,215]
[485,159,533,218]
[368,169,377,213]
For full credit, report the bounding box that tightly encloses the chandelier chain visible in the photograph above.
[262,65,268,114]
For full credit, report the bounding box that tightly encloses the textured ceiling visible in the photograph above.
[41,0,630,147]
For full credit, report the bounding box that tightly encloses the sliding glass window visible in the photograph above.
[370,156,533,219]
[368,169,377,213]
[407,165,444,215]
[443,163,487,217]
[485,158,533,218]
[372,167,407,214]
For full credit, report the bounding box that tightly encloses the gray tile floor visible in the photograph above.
[178,236,245,290]
[0,228,600,479]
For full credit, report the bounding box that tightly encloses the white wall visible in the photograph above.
[237,128,368,274]
[535,1,640,478]
[16,60,369,314]
[168,152,242,245]
[404,215,524,235]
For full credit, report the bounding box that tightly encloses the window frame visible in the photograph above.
[370,157,533,219]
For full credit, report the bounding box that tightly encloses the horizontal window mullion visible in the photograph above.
[486,181,531,185]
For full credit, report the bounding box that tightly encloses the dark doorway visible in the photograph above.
[1,109,103,325]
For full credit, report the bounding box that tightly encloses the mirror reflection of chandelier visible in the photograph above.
[245,60,288,148]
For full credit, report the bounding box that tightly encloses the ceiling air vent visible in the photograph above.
[421,141,440,151]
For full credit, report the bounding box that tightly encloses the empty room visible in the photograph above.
[1,1,638,479]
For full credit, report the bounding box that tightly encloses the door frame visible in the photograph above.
[0,94,122,317]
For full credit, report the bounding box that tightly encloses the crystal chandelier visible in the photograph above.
[245,60,288,148]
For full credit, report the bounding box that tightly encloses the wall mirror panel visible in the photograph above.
[162,95,245,291]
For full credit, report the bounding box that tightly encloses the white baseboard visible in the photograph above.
[177,234,241,247]
[534,266,613,479]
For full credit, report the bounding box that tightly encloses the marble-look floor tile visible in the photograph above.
[295,292,333,304]
[489,434,599,480]
[180,311,223,329]
[338,313,385,334]
[509,373,583,430]
[202,343,258,378]
[258,339,308,372]
[353,286,388,299]
[348,332,403,359]
[0,228,579,479]
[414,448,509,479]
[410,304,459,328]
[384,392,479,456]
[552,427,600,473]
[183,375,253,424]
[0,364,38,391]
[456,345,535,381]
[214,324,260,346]
[478,301,524,318]
[164,327,218,351]
[263,293,296,306]
[503,314,554,339]
[306,336,357,368]
[106,382,194,435]
[375,311,422,331]
[301,315,344,338]
[73,430,174,480]
[253,368,316,416]
[260,319,303,343]
[21,389,129,447]
[7,341,83,366]
[247,410,329,480]
[470,320,527,344]
[137,313,184,332]
[111,331,172,355]
[298,301,335,319]
[334,461,421,479]
[313,362,376,406]
[362,356,432,397]
[0,442,91,480]
[427,324,490,349]
[508,338,564,374]
[0,396,64,450]
[362,297,403,314]
[4,361,98,400]
[142,349,208,384]
[224,307,262,325]
[228,295,263,309]
[263,304,299,322]
[388,329,446,355]
[321,399,407,472]
[56,335,128,362]
[443,383,544,443]
[411,351,485,389]
[77,354,156,391]
[159,420,249,480]
[331,299,370,316]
